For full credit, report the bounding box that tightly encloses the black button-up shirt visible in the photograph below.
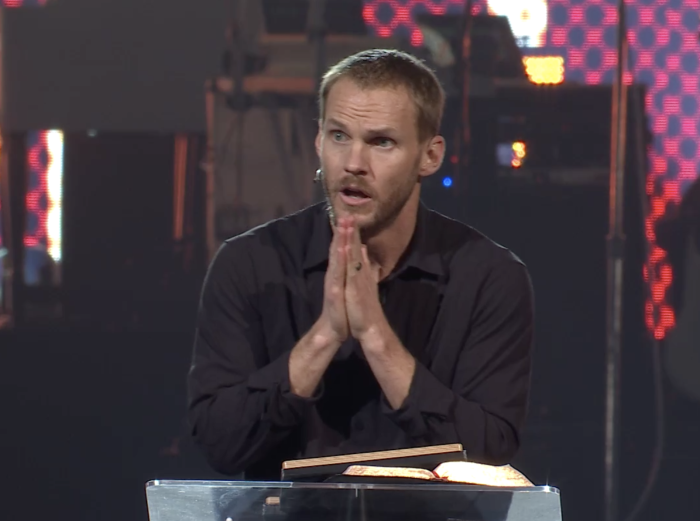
[188,202,534,480]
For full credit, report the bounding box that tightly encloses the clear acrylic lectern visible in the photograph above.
[145,480,562,521]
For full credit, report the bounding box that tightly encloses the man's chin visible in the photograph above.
[331,209,375,233]
[332,196,373,219]
[336,211,372,229]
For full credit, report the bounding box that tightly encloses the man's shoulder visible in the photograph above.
[223,203,323,249]
[424,206,526,270]
[214,203,324,274]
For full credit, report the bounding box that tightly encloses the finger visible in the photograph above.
[328,219,347,288]
[345,230,358,279]
[361,245,369,263]
[331,216,344,241]
[348,223,364,273]
[361,246,379,283]
[361,246,381,283]
[335,227,348,278]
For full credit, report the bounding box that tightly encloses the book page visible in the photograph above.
[434,461,534,487]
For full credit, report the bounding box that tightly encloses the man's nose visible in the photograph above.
[344,141,369,176]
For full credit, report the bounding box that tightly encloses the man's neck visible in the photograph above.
[365,194,420,280]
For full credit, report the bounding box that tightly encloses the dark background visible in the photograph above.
[3,0,228,133]
[2,3,700,521]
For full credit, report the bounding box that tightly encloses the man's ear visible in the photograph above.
[419,135,446,178]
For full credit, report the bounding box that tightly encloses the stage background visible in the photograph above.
[1,2,699,521]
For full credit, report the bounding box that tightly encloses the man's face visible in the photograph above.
[316,78,436,237]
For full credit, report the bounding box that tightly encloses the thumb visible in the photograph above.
[361,246,370,266]
[361,246,380,283]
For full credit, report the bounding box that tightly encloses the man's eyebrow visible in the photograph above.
[364,126,399,138]
[325,118,348,130]
[325,118,399,138]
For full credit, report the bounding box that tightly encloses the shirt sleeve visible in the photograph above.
[382,259,534,465]
[187,240,321,476]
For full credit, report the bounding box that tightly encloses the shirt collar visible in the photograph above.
[400,201,445,278]
[302,201,445,278]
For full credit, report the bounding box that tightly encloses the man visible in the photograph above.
[188,49,534,480]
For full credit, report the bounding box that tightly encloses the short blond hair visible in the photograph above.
[319,49,445,143]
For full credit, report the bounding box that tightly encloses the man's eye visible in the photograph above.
[332,131,346,141]
[375,138,394,148]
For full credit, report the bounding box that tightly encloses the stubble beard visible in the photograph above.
[320,167,418,240]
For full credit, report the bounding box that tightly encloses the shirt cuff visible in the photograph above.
[381,362,455,437]
[247,350,324,428]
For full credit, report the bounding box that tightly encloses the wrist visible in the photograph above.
[357,321,391,354]
[310,318,344,352]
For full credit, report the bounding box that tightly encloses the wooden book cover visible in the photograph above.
[280,444,467,481]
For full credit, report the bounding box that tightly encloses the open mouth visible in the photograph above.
[340,187,370,200]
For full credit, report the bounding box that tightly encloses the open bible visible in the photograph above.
[342,461,533,487]
[281,444,533,486]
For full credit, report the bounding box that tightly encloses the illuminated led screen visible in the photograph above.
[24,131,63,285]
[363,0,699,340]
